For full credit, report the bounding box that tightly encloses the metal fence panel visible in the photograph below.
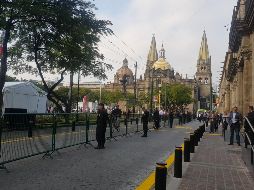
[0,113,53,164]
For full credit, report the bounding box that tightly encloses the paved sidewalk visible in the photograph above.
[177,132,254,190]
[0,121,199,190]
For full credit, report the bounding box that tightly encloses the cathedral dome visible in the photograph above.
[153,58,171,70]
[152,44,171,71]
[114,58,134,84]
[116,58,134,78]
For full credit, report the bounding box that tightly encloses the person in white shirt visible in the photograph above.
[228,107,241,146]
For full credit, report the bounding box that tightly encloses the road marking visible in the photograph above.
[207,133,222,136]
[175,126,192,129]
[135,143,184,190]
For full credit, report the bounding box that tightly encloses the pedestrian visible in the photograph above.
[168,110,174,128]
[179,112,183,125]
[159,109,164,123]
[214,112,219,132]
[141,107,149,137]
[228,106,241,146]
[222,111,229,140]
[247,106,254,125]
[95,103,109,149]
[209,111,215,133]
[153,108,160,129]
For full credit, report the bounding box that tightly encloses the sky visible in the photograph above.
[10,0,238,86]
[92,0,237,85]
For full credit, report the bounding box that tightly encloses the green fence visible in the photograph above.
[0,112,187,168]
[0,112,146,167]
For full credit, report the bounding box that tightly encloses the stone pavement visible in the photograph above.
[176,131,254,190]
[0,120,200,190]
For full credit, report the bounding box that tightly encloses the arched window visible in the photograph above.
[199,77,202,83]
[204,78,208,84]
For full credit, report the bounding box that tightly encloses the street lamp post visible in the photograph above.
[149,69,154,113]
[76,69,80,114]
[134,62,137,113]
[158,81,162,110]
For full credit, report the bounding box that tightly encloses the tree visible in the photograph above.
[137,92,149,108]
[159,83,193,111]
[1,0,113,112]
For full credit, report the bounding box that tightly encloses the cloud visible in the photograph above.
[95,0,238,84]
[10,0,238,85]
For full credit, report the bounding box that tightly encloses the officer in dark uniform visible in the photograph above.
[95,103,108,149]
[168,110,174,128]
[141,107,149,137]
[153,108,160,129]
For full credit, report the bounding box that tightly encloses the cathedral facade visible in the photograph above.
[102,31,212,112]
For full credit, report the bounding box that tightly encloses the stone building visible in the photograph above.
[195,31,212,110]
[218,0,254,115]
[78,32,213,113]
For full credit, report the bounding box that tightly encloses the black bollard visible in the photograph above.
[190,133,195,153]
[174,146,182,178]
[184,138,190,162]
[197,128,201,141]
[72,121,76,132]
[155,162,167,190]
[194,131,198,146]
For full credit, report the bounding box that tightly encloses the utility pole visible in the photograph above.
[149,69,154,113]
[210,75,213,111]
[76,69,80,114]
[68,71,74,113]
[134,62,137,113]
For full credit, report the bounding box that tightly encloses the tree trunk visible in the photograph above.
[0,21,12,113]
[34,47,67,113]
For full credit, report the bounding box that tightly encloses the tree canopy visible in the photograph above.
[157,83,193,111]
[0,0,112,112]
[54,87,135,109]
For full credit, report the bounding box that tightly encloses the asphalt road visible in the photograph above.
[0,120,201,190]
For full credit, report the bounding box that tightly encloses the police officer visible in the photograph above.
[168,110,174,128]
[95,103,108,149]
[153,108,160,129]
[141,107,149,137]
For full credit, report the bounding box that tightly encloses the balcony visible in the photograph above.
[229,1,249,52]
[245,0,254,29]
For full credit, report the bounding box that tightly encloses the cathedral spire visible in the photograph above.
[159,43,165,58]
[198,30,209,61]
[147,34,158,62]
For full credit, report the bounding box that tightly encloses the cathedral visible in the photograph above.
[102,31,212,112]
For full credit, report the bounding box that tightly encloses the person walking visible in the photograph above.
[222,111,229,140]
[247,106,254,125]
[168,110,174,128]
[228,106,241,146]
[141,107,149,137]
[209,111,216,133]
[95,103,109,149]
[153,108,160,129]
[179,112,183,125]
